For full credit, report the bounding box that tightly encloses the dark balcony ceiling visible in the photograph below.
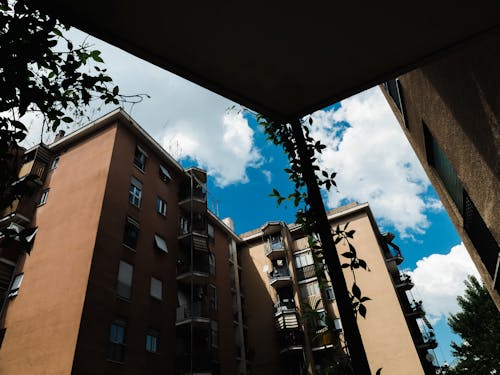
[38,1,500,121]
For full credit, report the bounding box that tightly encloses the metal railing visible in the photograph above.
[176,301,210,321]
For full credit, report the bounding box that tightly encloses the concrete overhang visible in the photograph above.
[37,1,500,121]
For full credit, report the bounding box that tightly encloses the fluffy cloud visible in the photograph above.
[21,29,263,187]
[309,87,440,238]
[408,243,480,323]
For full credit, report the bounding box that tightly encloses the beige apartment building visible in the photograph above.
[1,109,437,374]
[381,28,500,309]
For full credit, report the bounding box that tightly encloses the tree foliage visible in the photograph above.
[0,0,147,251]
[447,275,500,374]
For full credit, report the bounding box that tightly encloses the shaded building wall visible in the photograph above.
[239,239,282,374]
[0,125,117,375]
[381,28,500,308]
[334,210,425,375]
[72,122,182,374]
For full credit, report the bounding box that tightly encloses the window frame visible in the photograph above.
[108,319,127,362]
[150,277,163,300]
[156,197,167,216]
[133,145,147,171]
[117,261,133,300]
[128,177,142,207]
[159,164,172,182]
[154,234,168,253]
[145,330,160,353]
[50,156,60,170]
[209,284,217,312]
[8,273,24,298]
[123,217,139,250]
[210,320,218,348]
[39,189,49,206]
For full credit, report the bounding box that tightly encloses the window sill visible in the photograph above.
[122,244,136,252]
[133,164,146,174]
[116,295,132,303]
[37,202,47,207]
[106,359,125,365]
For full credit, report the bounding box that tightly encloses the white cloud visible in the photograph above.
[162,110,263,187]
[262,170,272,184]
[408,243,480,323]
[20,29,263,187]
[309,87,436,238]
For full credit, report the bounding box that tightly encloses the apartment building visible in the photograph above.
[380,28,500,310]
[0,109,247,375]
[0,109,437,374]
[239,203,438,375]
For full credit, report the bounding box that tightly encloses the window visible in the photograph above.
[209,253,216,275]
[129,177,142,207]
[134,145,147,171]
[294,251,314,268]
[159,164,172,182]
[210,320,218,348]
[156,197,167,216]
[209,284,217,312]
[117,261,133,300]
[424,123,463,214]
[334,318,343,331]
[146,330,160,353]
[39,189,49,205]
[123,218,139,249]
[154,234,168,253]
[325,286,335,301]
[108,320,126,362]
[150,277,162,300]
[207,223,215,242]
[51,156,60,170]
[8,273,24,298]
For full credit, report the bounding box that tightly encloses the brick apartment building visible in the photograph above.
[0,109,437,374]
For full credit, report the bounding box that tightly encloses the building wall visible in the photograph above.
[381,29,500,308]
[0,125,117,375]
[72,122,181,374]
[239,239,282,374]
[334,211,424,375]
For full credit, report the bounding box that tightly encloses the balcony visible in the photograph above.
[311,330,337,349]
[265,239,286,260]
[274,299,297,315]
[176,257,210,285]
[395,273,414,290]
[277,329,304,353]
[178,216,208,238]
[176,302,210,325]
[417,332,438,350]
[405,301,425,319]
[295,264,316,280]
[268,266,292,288]
[178,189,207,214]
[386,249,404,265]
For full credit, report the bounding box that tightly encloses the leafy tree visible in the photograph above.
[0,0,146,249]
[447,275,500,374]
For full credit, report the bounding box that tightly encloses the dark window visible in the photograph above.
[146,330,160,353]
[117,261,133,300]
[129,177,142,207]
[209,284,217,312]
[383,79,407,127]
[8,273,23,298]
[424,123,464,214]
[51,156,60,170]
[210,320,218,348]
[159,164,172,182]
[39,189,49,205]
[134,145,147,171]
[108,320,126,362]
[123,218,139,249]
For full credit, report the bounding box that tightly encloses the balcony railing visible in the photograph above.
[176,301,210,323]
[274,299,297,315]
[269,266,292,287]
[418,332,438,350]
[278,329,304,350]
[395,273,414,290]
[406,300,425,319]
[295,264,316,280]
[265,240,286,258]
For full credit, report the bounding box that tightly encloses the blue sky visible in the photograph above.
[22,29,481,367]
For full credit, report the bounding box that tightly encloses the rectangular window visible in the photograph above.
[117,261,133,300]
[207,223,215,242]
[294,251,314,268]
[159,164,172,182]
[51,156,60,170]
[210,320,218,348]
[108,320,126,362]
[146,330,160,353]
[424,123,463,214]
[123,218,139,249]
[156,197,167,216]
[209,284,217,312]
[134,145,147,171]
[150,277,162,300]
[8,273,24,298]
[154,234,168,253]
[325,286,335,301]
[39,189,49,205]
[129,177,142,207]
[209,253,216,275]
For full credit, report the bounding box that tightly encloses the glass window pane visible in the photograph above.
[150,277,162,300]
